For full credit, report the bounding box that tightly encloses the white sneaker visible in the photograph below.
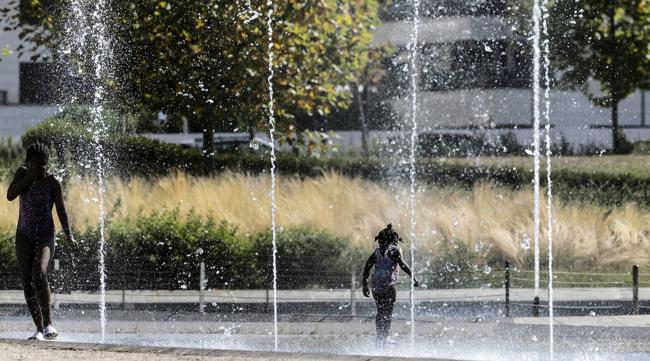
[28,332,44,340]
[44,325,58,340]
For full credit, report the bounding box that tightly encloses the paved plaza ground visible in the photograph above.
[2,307,650,360]
[1,338,435,361]
[1,287,650,360]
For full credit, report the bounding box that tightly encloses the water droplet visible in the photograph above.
[521,234,531,250]
[474,240,484,253]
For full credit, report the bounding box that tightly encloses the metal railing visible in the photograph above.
[504,261,641,317]
[0,260,646,318]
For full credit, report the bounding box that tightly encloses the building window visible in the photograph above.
[381,0,507,21]
[420,40,531,91]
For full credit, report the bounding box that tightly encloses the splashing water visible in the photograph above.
[88,0,111,343]
[407,0,421,347]
[242,0,261,23]
[266,0,279,351]
[531,0,542,299]
[62,0,111,342]
[60,0,87,104]
[541,0,554,357]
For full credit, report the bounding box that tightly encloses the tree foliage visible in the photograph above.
[548,0,650,107]
[1,0,379,152]
[508,0,649,153]
[550,0,650,153]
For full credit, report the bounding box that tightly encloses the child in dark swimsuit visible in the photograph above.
[6,143,76,341]
[362,224,418,347]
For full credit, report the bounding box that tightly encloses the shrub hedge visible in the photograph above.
[20,111,650,208]
[0,211,362,290]
[0,139,24,180]
[21,109,205,178]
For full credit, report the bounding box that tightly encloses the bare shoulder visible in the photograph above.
[10,166,27,183]
[388,246,402,259]
[47,174,62,189]
[15,166,27,176]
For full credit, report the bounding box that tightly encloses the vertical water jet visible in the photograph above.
[407,0,421,347]
[541,0,554,357]
[62,0,111,342]
[89,0,111,342]
[531,0,543,301]
[266,0,279,351]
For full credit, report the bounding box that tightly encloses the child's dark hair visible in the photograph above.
[375,223,402,245]
[26,143,49,164]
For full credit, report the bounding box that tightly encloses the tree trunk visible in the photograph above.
[355,84,370,158]
[182,116,189,134]
[608,7,619,154]
[612,100,620,154]
[248,122,255,142]
[201,107,216,172]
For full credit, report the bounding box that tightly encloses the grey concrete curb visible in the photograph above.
[0,337,462,361]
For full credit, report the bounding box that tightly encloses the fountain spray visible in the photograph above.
[531,0,542,300]
[541,0,554,357]
[408,0,421,347]
[88,0,111,342]
[266,0,279,351]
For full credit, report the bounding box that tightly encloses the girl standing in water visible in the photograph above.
[362,224,418,347]
[6,143,76,340]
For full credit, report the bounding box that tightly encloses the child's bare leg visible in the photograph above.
[15,232,44,332]
[33,237,54,327]
[373,287,396,345]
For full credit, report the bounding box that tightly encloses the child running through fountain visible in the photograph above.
[6,143,76,341]
[362,224,418,347]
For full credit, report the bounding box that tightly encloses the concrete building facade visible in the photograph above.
[0,0,58,141]
[372,1,648,150]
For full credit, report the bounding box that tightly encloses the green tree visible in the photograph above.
[2,0,378,163]
[548,0,650,154]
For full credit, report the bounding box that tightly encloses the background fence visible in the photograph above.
[0,260,646,318]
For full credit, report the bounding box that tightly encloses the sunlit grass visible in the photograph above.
[1,172,650,270]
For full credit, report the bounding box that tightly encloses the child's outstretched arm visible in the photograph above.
[391,248,419,287]
[6,166,32,201]
[361,253,376,297]
[53,179,76,246]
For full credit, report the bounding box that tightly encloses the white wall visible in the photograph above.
[0,25,22,104]
[0,106,59,142]
[0,0,57,142]
[0,0,48,104]
[390,88,646,130]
